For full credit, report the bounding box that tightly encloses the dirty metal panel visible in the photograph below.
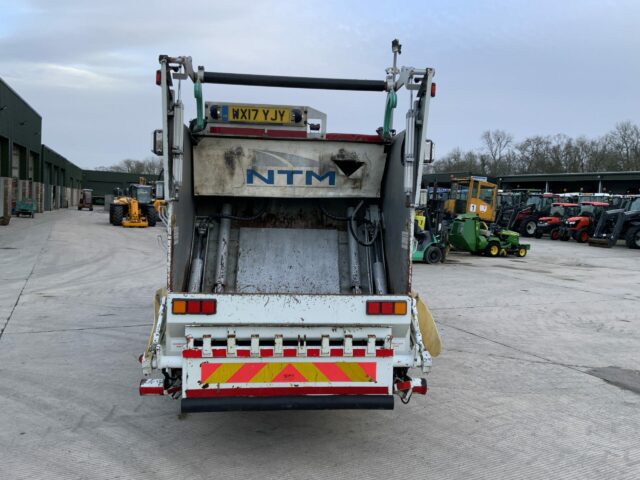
[236,228,340,294]
[192,137,386,198]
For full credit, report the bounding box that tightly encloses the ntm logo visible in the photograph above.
[247,169,336,187]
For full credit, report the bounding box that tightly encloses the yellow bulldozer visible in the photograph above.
[109,179,160,228]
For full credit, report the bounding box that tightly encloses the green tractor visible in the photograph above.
[449,213,530,257]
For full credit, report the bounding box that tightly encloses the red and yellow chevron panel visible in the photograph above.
[201,361,377,384]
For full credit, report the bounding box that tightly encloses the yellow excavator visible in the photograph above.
[109,178,158,227]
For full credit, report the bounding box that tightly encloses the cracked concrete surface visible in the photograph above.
[1,210,639,479]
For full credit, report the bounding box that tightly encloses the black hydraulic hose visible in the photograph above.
[319,204,351,222]
[349,214,380,247]
[319,201,380,247]
[201,71,387,92]
[209,206,267,222]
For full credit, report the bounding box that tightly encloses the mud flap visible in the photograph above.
[411,292,441,357]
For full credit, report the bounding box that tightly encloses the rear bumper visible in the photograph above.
[181,395,394,412]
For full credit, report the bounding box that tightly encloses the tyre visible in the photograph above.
[89,206,93,211]
[146,206,157,227]
[425,245,443,264]
[112,205,124,226]
[78,205,82,211]
[550,229,560,240]
[516,246,527,257]
[576,228,589,243]
[560,231,570,241]
[486,241,500,257]
[625,225,640,249]
[521,217,537,237]
[109,204,115,224]
[534,230,543,239]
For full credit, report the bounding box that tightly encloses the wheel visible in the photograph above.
[560,231,570,241]
[77,205,82,211]
[112,205,124,226]
[146,206,157,227]
[550,229,560,240]
[625,225,640,249]
[0,215,9,226]
[424,245,443,264]
[486,241,500,257]
[534,230,543,239]
[89,206,93,211]
[521,217,537,237]
[576,228,590,243]
[109,204,115,224]
[516,247,527,257]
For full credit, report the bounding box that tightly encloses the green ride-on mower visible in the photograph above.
[449,213,530,258]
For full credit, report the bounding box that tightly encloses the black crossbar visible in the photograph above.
[202,71,387,92]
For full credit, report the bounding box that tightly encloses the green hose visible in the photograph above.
[382,90,397,139]
[194,79,205,132]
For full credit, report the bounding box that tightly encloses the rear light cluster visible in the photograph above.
[366,301,407,315]
[172,299,216,315]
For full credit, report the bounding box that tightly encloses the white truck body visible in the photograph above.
[141,43,438,411]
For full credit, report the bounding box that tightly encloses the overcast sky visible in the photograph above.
[0,0,639,169]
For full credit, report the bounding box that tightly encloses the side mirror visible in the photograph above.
[152,129,163,156]
[425,140,435,163]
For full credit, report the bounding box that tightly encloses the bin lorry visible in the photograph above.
[139,41,441,412]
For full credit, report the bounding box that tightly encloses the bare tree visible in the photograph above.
[480,130,513,176]
[433,121,640,176]
[606,121,640,170]
[97,157,163,175]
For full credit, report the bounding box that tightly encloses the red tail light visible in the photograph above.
[186,300,201,314]
[155,70,161,86]
[201,300,216,315]
[366,302,381,315]
[381,302,394,314]
[366,301,407,315]
[172,299,217,315]
[430,82,436,97]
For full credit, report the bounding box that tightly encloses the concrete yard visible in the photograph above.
[1,209,639,480]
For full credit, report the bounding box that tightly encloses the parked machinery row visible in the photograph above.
[498,191,640,249]
[413,180,639,263]
[413,177,529,261]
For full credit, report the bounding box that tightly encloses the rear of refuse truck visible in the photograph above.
[140,41,441,412]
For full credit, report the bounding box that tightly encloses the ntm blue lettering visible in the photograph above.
[246,169,336,186]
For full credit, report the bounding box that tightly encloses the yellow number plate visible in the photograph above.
[227,105,293,125]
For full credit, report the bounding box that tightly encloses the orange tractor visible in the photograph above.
[534,202,580,240]
[555,201,610,243]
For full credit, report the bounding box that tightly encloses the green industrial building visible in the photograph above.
[1,77,83,224]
